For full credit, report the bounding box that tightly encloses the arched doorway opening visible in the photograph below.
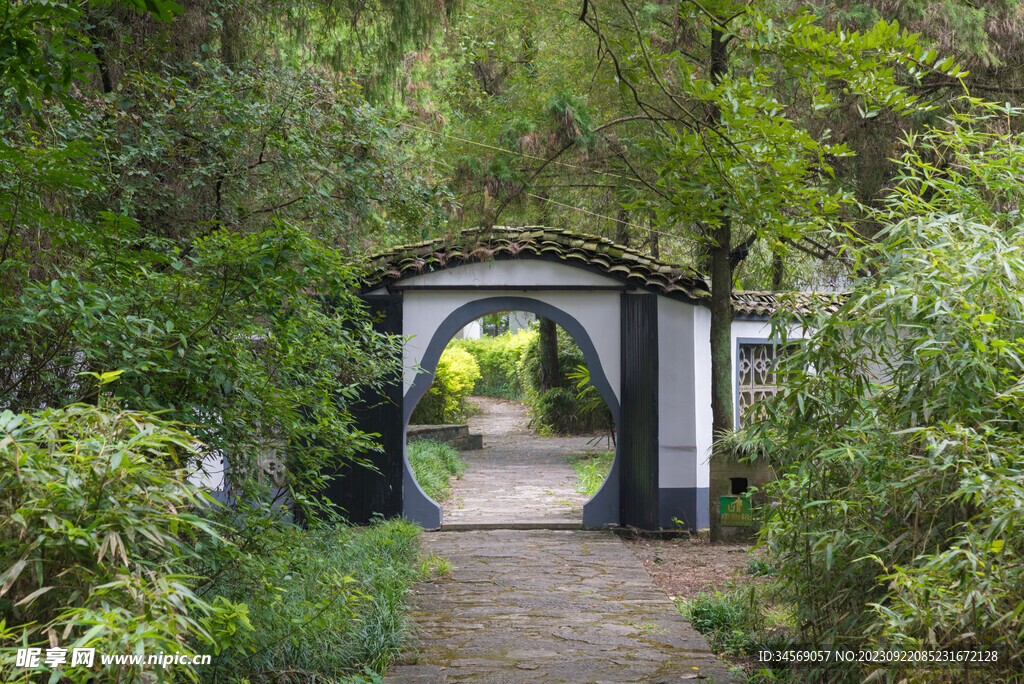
[404,308,616,527]
[401,297,621,529]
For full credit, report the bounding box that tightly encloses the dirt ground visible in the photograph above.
[622,535,765,600]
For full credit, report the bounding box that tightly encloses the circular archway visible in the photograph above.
[402,296,621,529]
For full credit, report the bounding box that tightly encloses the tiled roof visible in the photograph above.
[363,226,710,302]
[363,227,844,317]
[731,290,847,318]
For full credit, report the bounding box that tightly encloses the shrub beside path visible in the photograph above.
[387,398,734,683]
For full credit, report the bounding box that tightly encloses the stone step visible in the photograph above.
[407,423,483,451]
[440,521,583,531]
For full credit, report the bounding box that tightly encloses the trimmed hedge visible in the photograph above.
[451,329,535,399]
[409,346,481,424]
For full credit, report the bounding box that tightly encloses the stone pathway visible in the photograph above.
[388,399,733,683]
[443,397,613,527]
[388,530,734,683]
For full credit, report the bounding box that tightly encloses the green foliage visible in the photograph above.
[410,347,481,424]
[569,450,614,497]
[2,20,441,682]
[0,0,181,115]
[680,588,783,656]
[199,518,422,682]
[242,0,451,101]
[639,6,956,245]
[0,405,249,683]
[407,440,467,501]
[521,328,609,435]
[451,328,536,399]
[825,0,1024,69]
[744,116,1024,679]
[0,59,441,524]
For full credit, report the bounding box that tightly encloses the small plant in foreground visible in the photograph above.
[746,558,776,577]
[569,450,614,497]
[680,587,788,657]
[418,554,453,579]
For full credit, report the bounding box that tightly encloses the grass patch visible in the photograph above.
[203,518,422,683]
[408,439,467,501]
[746,557,776,577]
[417,553,453,579]
[678,585,794,680]
[568,449,614,496]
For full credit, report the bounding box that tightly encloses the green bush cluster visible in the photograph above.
[521,328,610,435]
[203,518,421,682]
[410,347,481,425]
[451,328,536,399]
[0,404,424,684]
[407,440,468,501]
[743,120,1024,680]
[0,405,249,683]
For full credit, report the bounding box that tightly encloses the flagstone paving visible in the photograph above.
[443,397,610,528]
[387,529,735,683]
[389,398,734,683]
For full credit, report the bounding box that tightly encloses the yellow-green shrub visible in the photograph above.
[451,328,536,399]
[410,346,481,424]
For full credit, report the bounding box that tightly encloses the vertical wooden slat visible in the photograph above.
[619,292,659,529]
[323,295,404,523]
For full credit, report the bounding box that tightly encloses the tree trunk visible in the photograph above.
[707,26,733,439]
[708,27,733,541]
[709,217,734,437]
[649,212,660,258]
[771,249,784,290]
[221,14,240,64]
[538,317,560,391]
[615,207,630,246]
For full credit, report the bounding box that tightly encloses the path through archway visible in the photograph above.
[440,394,611,527]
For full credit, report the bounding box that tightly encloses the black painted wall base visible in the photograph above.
[658,487,710,530]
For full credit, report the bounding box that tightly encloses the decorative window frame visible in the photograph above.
[733,337,802,428]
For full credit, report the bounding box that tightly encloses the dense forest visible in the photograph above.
[3,0,1024,681]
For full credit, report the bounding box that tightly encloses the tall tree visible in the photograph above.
[575,1,964,526]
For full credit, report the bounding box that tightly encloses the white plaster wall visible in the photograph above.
[395,259,621,289]
[454,319,482,339]
[657,298,696,488]
[693,306,712,487]
[656,299,713,490]
[402,288,621,403]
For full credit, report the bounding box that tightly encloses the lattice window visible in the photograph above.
[737,343,788,426]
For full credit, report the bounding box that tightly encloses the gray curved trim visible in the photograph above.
[402,296,621,529]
